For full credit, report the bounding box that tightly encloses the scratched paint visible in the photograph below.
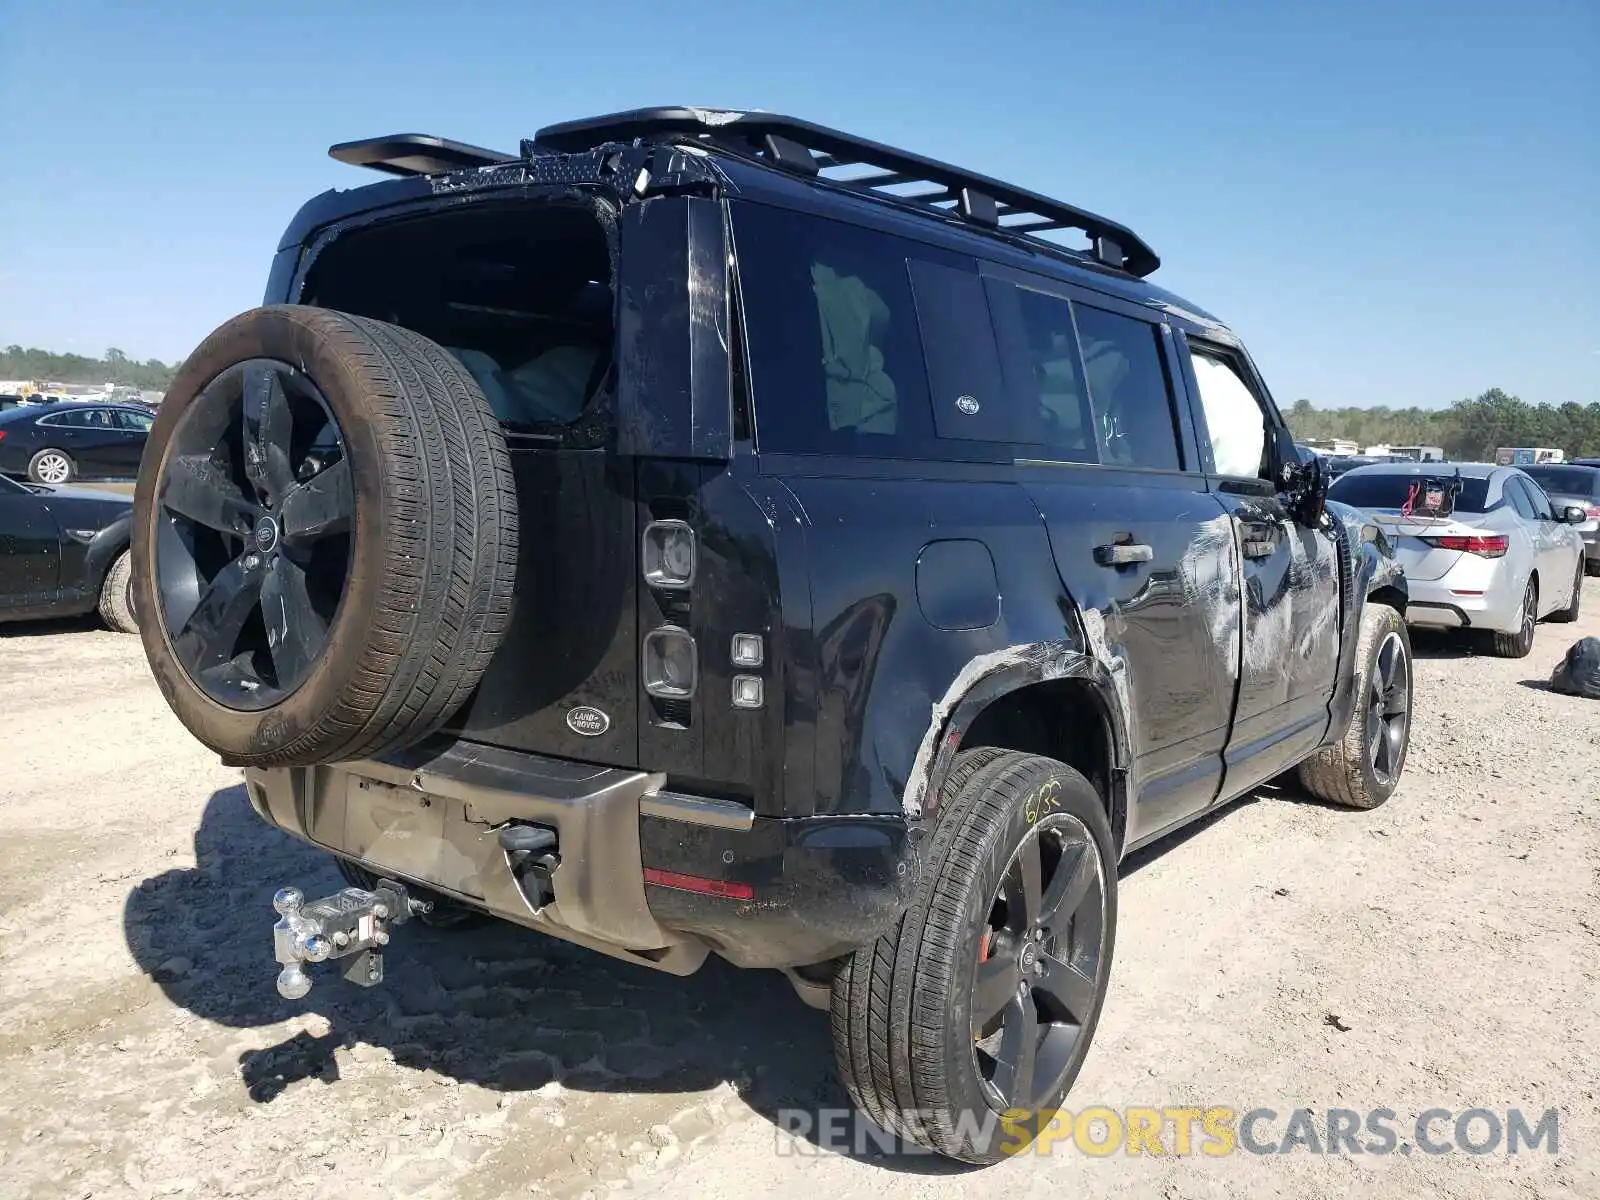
[900,641,1086,819]
[1178,513,1242,675]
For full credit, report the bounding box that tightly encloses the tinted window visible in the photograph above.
[1328,471,1492,513]
[1523,465,1600,500]
[1188,347,1268,478]
[1073,305,1182,471]
[1003,285,1096,461]
[736,203,936,456]
[1518,476,1555,519]
[1504,478,1537,520]
[115,409,154,431]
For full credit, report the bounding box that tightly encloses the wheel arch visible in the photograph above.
[905,645,1131,853]
[82,512,133,592]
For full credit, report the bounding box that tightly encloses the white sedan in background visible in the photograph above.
[1327,462,1588,657]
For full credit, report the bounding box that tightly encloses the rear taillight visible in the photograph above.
[1420,534,1508,558]
[0,430,7,441]
[1586,505,1600,520]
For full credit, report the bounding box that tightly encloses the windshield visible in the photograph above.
[1329,471,1492,513]
[1522,465,1600,499]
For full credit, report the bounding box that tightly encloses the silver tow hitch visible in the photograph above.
[271,878,428,1000]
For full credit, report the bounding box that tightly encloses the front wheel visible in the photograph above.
[1296,602,1413,809]
[28,448,75,485]
[97,549,138,633]
[831,749,1116,1163]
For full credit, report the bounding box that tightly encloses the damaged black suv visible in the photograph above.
[132,107,1411,1162]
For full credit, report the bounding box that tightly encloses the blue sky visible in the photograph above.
[1,0,1594,409]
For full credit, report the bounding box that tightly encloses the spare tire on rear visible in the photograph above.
[131,305,519,767]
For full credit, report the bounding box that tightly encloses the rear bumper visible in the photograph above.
[1404,567,1522,633]
[243,737,915,974]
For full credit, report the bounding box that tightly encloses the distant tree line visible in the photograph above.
[0,344,181,392]
[1286,389,1600,461]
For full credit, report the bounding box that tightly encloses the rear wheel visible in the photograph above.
[131,304,519,767]
[1489,579,1537,658]
[1296,603,1413,809]
[28,449,74,485]
[1549,560,1583,623]
[831,750,1116,1163]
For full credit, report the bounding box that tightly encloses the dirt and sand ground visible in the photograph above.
[1,584,1596,1199]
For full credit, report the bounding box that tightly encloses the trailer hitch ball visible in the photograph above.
[271,877,414,1000]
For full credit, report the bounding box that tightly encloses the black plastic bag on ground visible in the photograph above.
[1550,637,1600,699]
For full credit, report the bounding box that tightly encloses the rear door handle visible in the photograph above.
[1094,542,1154,566]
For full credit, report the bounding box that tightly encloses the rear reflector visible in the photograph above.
[642,868,754,901]
[1419,534,1508,558]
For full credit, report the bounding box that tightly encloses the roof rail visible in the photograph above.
[328,134,517,178]
[532,107,1159,277]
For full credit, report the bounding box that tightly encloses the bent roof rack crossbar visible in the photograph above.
[328,134,517,178]
[531,107,1159,277]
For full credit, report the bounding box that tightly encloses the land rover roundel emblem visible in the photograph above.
[955,395,981,415]
[566,706,610,737]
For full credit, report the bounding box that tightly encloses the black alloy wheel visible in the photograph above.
[154,359,352,711]
[971,811,1108,1113]
[1364,630,1411,789]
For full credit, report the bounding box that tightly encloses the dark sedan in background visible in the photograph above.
[0,401,154,484]
[0,472,138,632]
[1522,462,1600,575]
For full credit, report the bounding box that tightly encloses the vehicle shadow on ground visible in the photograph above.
[1407,629,1483,660]
[122,785,969,1174]
[0,614,104,638]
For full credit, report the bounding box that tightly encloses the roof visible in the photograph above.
[307,109,1230,332]
[0,399,149,421]
[1337,460,1502,479]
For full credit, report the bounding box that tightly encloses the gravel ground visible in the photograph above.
[1,584,1596,1200]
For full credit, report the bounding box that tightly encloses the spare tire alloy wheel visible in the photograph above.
[157,360,350,711]
[134,305,519,768]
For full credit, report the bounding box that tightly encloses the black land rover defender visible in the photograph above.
[131,108,1412,1162]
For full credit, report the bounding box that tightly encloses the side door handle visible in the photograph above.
[1093,541,1154,566]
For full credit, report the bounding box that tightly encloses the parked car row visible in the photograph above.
[0,400,154,484]
[1326,460,1595,657]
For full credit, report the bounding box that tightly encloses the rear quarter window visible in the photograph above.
[1328,472,1493,513]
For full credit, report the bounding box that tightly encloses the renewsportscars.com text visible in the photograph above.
[774,1105,1561,1158]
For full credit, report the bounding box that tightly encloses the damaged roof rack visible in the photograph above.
[531,106,1160,277]
[328,134,517,178]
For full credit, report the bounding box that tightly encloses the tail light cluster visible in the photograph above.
[1420,534,1508,558]
[1585,505,1600,521]
[640,519,766,716]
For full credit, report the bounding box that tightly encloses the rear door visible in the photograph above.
[111,407,155,474]
[1173,333,1341,797]
[983,270,1239,842]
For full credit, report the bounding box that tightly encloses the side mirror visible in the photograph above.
[1564,505,1589,526]
[1272,429,1327,525]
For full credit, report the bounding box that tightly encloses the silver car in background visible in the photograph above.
[1327,462,1588,657]
[1521,462,1600,577]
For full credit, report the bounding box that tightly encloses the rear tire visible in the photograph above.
[132,305,519,767]
[97,549,138,633]
[831,749,1116,1163]
[1549,561,1583,623]
[1296,603,1413,809]
[1489,579,1537,658]
[28,448,75,485]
